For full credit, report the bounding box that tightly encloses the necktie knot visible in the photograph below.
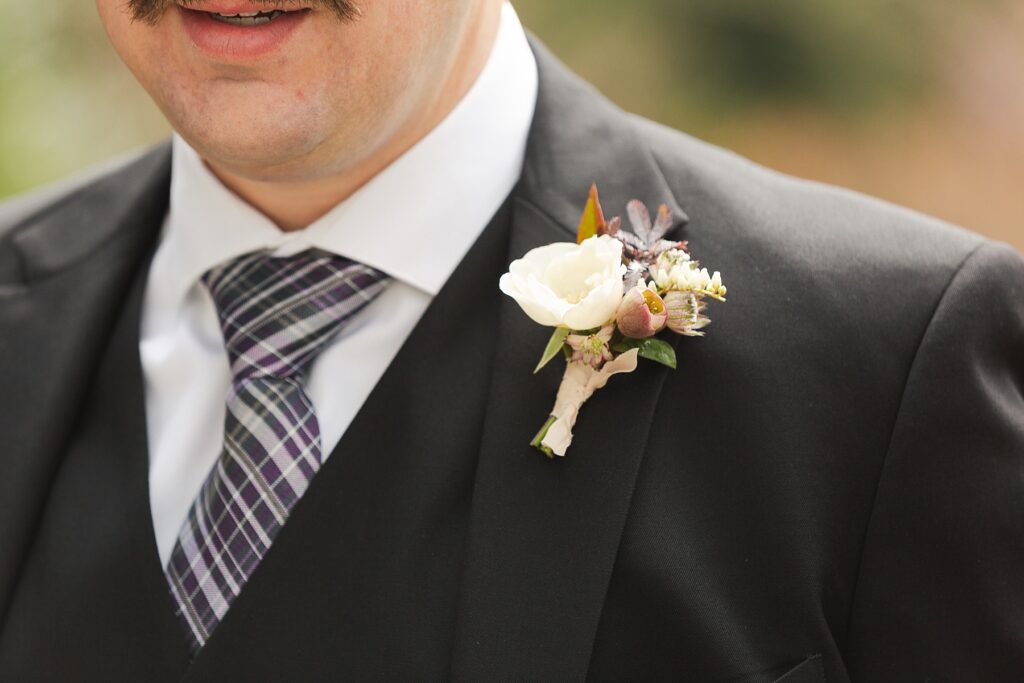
[202,250,390,381]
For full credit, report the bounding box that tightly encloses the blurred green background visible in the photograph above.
[1,0,1021,250]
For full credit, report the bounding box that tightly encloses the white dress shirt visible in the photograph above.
[142,3,538,567]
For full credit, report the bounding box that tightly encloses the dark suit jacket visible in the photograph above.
[1,40,1022,682]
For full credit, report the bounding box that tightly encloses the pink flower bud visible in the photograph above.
[616,286,668,338]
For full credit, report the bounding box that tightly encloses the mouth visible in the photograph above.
[205,10,293,26]
[176,3,313,61]
[178,3,312,25]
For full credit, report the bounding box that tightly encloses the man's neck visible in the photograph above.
[203,1,503,233]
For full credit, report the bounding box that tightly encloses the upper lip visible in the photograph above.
[175,1,310,13]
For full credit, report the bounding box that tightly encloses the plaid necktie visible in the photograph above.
[165,249,390,652]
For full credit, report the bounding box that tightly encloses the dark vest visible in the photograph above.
[0,199,513,681]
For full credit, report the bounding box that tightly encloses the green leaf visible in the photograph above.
[534,327,571,374]
[638,338,677,369]
[613,336,677,370]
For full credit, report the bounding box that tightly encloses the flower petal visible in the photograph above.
[563,277,624,330]
[499,236,625,331]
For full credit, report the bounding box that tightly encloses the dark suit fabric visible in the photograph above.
[0,39,1022,682]
[0,253,193,680]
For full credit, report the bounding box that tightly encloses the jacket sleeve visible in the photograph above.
[843,241,1024,679]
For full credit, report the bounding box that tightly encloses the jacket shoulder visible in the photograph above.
[629,114,990,276]
[628,113,1022,394]
[0,145,168,240]
[0,143,172,284]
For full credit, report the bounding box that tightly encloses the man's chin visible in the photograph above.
[177,122,332,181]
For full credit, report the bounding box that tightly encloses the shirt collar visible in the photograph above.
[160,2,537,310]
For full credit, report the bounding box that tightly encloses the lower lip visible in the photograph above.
[178,7,309,61]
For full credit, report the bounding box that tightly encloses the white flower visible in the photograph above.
[655,248,691,271]
[650,258,727,300]
[499,235,626,330]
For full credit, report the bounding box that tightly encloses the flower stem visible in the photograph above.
[530,415,558,459]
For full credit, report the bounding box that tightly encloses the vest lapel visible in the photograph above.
[448,41,689,681]
[181,198,516,681]
[0,144,171,624]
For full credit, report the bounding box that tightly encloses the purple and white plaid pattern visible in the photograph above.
[165,249,390,651]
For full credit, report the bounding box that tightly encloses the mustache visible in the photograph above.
[128,0,361,24]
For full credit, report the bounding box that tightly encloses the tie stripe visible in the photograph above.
[165,250,390,651]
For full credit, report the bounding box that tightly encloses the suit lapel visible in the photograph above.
[0,144,171,623]
[449,42,689,681]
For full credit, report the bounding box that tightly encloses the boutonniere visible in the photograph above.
[499,185,728,458]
